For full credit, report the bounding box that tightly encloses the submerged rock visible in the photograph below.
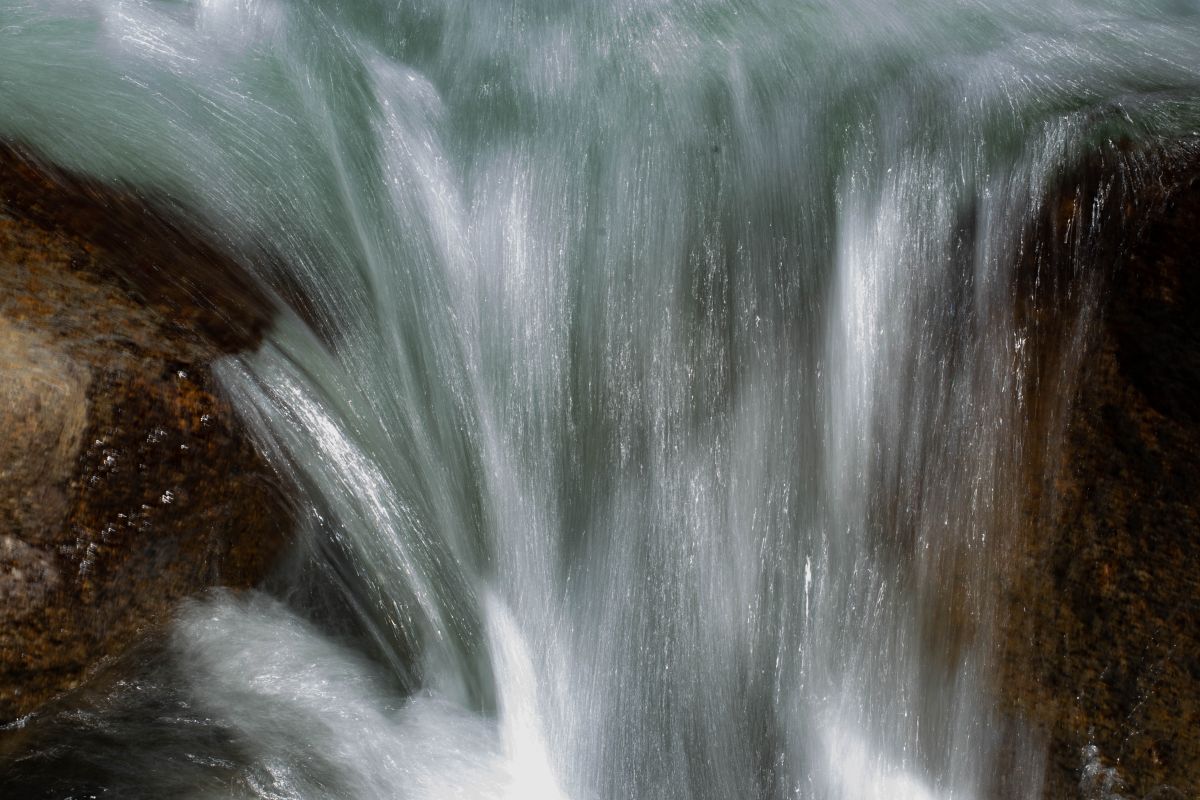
[1003,144,1200,799]
[0,144,291,723]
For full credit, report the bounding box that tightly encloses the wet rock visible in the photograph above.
[0,144,292,723]
[1003,143,1200,799]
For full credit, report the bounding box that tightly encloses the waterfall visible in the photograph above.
[3,1,1200,797]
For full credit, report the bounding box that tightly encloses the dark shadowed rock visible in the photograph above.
[0,144,292,723]
[1002,142,1200,799]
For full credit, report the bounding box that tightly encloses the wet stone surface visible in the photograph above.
[0,143,292,723]
[1003,145,1200,800]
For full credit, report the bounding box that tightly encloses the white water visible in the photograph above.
[4,1,1200,797]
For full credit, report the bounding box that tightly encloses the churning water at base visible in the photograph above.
[4,1,1200,797]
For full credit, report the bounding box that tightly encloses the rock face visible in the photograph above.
[1003,148,1200,799]
[0,144,291,723]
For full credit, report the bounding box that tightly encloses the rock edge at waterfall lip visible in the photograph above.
[0,140,278,353]
[0,140,295,725]
[1001,138,1200,800]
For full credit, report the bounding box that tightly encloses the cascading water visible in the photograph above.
[3,1,1200,797]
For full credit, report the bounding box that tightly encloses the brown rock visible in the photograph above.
[0,143,292,722]
[1003,143,1200,799]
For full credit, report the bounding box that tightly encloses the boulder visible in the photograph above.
[1003,144,1200,799]
[0,144,291,723]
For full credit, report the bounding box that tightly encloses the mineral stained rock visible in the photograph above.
[0,144,291,723]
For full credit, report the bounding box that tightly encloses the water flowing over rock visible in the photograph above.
[0,144,292,723]
[2,2,1200,798]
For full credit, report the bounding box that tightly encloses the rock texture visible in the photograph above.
[0,144,291,722]
[1003,145,1200,799]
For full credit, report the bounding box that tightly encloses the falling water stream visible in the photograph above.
[3,1,1200,798]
